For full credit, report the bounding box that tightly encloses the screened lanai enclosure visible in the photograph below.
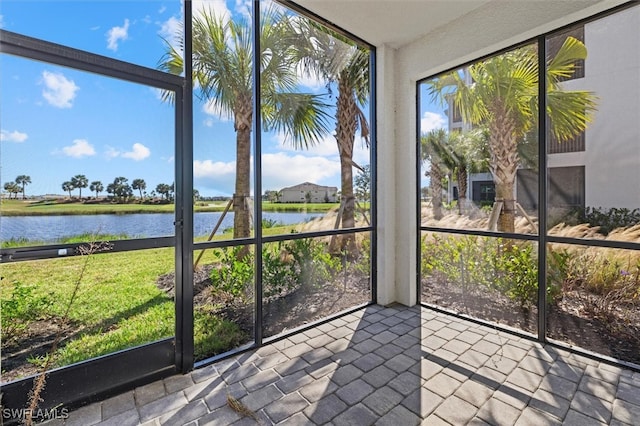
[0,0,639,423]
[0,0,374,417]
[418,4,640,368]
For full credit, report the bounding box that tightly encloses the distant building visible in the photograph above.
[279,182,338,203]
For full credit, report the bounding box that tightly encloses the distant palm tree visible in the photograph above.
[421,129,449,220]
[90,181,104,198]
[159,6,330,239]
[132,179,147,199]
[294,18,370,254]
[71,174,88,200]
[4,181,20,199]
[429,37,596,232]
[428,129,489,215]
[62,181,74,198]
[15,175,31,200]
[156,183,172,200]
[107,177,133,202]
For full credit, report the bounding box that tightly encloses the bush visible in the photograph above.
[579,207,640,235]
[1,281,52,348]
[423,235,545,308]
[209,247,254,299]
[209,237,343,302]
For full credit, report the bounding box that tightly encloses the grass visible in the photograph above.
[1,199,340,216]
[0,209,345,377]
[0,243,243,376]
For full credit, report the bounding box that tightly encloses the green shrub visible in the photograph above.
[423,235,544,307]
[1,281,53,348]
[194,306,247,359]
[209,247,254,299]
[494,243,539,308]
[579,207,640,235]
[261,218,283,228]
[262,242,299,299]
[210,237,343,302]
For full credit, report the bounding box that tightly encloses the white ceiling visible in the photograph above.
[291,0,604,49]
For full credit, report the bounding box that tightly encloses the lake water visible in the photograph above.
[0,212,324,243]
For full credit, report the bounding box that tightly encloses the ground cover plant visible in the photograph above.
[1,246,176,381]
[421,224,640,365]
[183,233,371,360]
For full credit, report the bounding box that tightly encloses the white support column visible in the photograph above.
[375,44,402,306]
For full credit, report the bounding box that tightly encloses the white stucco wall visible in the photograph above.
[379,0,630,307]
[549,6,640,210]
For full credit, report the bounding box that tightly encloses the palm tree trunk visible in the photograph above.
[457,165,468,215]
[430,163,444,220]
[489,104,519,233]
[234,96,253,241]
[333,77,358,255]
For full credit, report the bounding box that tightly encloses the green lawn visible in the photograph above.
[0,244,244,377]
[0,199,340,216]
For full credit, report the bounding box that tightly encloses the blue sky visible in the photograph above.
[1,0,443,198]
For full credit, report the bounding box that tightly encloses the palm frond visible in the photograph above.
[547,36,587,84]
[264,92,332,148]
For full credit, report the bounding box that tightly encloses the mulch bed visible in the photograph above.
[422,277,640,366]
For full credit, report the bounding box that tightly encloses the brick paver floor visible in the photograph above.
[49,305,640,425]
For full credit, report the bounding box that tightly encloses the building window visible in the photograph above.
[547,130,585,153]
[548,166,585,210]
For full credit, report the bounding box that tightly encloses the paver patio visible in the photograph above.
[49,305,640,425]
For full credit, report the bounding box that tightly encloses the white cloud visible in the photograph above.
[193,152,341,195]
[121,143,151,161]
[158,5,167,14]
[192,0,231,23]
[106,19,130,51]
[105,146,120,159]
[193,159,237,195]
[194,159,236,179]
[159,15,181,48]
[62,139,96,158]
[296,63,326,93]
[272,132,370,168]
[41,71,79,108]
[203,99,232,122]
[421,111,446,134]
[1,129,28,143]
[262,152,340,189]
[234,0,252,19]
[274,133,337,157]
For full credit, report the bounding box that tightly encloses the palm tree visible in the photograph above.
[4,181,20,199]
[71,174,88,200]
[107,177,133,202]
[293,18,370,254]
[428,37,596,232]
[159,6,330,239]
[421,129,449,220]
[132,179,146,200]
[90,181,104,198]
[15,175,31,200]
[439,129,490,215]
[156,183,171,200]
[62,181,74,198]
